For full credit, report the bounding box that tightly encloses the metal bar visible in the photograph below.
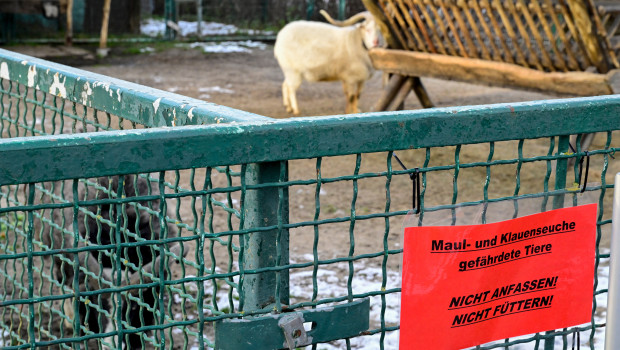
[605,172,620,349]
[1,95,620,186]
[241,162,289,312]
[544,135,571,350]
[339,0,346,20]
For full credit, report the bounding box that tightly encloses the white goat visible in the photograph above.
[274,10,381,115]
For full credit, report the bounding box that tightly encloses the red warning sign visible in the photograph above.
[400,204,597,349]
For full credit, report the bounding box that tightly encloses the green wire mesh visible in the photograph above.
[1,50,619,350]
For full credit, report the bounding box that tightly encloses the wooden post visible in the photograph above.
[98,0,112,57]
[387,77,414,111]
[65,0,73,46]
[412,77,434,108]
[373,74,406,111]
[197,0,202,38]
[566,0,610,72]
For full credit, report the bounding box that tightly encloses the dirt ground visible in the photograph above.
[4,43,620,349]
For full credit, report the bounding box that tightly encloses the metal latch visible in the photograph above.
[278,312,310,349]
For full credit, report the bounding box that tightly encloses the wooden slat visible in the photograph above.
[566,0,610,72]
[587,0,619,68]
[436,0,470,57]
[377,0,410,49]
[492,0,530,67]
[415,0,449,55]
[369,48,614,96]
[557,0,591,69]
[424,0,458,55]
[448,0,479,58]
[531,0,568,71]
[516,0,556,71]
[544,0,580,70]
[388,0,422,50]
[459,0,492,60]
[404,0,438,53]
[480,0,515,64]
[469,0,502,61]
[503,0,543,69]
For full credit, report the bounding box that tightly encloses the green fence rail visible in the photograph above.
[0,46,619,349]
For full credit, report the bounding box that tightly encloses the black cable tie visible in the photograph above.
[578,151,590,193]
[412,168,421,214]
[393,153,421,213]
[568,141,577,154]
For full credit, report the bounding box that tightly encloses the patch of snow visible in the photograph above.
[182,40,266,54]
[141,18,273,38]
[177,21,238,37]
[141,18,166,37]
[198,86,234,94]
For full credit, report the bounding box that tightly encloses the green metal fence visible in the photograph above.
[1,46,619,349]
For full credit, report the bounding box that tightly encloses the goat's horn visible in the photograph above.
[320,10,371,27]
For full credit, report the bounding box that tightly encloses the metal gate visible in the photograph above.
[0,47,618,349]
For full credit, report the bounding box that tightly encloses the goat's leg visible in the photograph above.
[342,81,361,114]
[284,73,302,115]
[342,82,352,114]
[281,81,292,113]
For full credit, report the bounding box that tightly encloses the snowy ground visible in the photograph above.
[140,18,270,54]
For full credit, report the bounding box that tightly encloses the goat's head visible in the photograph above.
[319,10,383,49]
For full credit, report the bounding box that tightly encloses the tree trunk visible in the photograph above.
[65,0,73,46]
[98,0,112,56]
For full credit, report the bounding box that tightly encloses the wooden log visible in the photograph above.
[369,48,614,96]
[411,77,434,108]
[387,77,414,111]
[373,74,407,111]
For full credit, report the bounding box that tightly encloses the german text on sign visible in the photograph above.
[400,204,596,349]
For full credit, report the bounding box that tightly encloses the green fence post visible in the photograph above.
[307,0,315,20]
[241,162,290,312]
[338,0,346,20]
[164,0,176,40]
[544,134,571,350]
[261,0,268,24]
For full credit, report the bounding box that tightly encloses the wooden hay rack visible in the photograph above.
[362,0,620,111]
